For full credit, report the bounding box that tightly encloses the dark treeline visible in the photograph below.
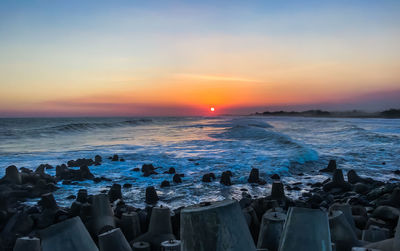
[253,109,400,118]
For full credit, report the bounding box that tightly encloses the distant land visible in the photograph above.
[252,108,400,118]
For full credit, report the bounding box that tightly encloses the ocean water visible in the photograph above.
[0,116,399,208]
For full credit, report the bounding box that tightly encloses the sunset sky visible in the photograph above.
[1,0,399,116]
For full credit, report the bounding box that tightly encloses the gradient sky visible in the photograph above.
[1,0,400,116]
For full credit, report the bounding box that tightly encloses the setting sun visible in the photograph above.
[210,107,215,112]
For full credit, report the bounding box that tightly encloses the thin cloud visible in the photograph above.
[174,73,260,83]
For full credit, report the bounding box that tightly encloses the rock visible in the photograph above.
[67,158,94,167]
[164,167,176,174]
[120,158,125,162]
[202,173,215,182]
[123,183,132,188]
[38,193,58,210]
[161,180,170,188]
[258,179,267,185]
[56,164,94,181]
[372,206,400,222]
[145,186,159,204]
[112,154,119,161]
[393,170,400,175]
[352,205,368,217]
[320,159,337,172]
[108,184,122,202]
[354,182,370,194]
[142,164,157,177]
[347,169,366,184]
[353,215,368,230]
[0,165,22,184]
[173,174,182,183]
[95,155,102,163]
[380,187,400,207]
[248,168,260,183]
[270,174,280,180]
[220,171,232,186]
[323,169,352,192]
[132,168,140,172]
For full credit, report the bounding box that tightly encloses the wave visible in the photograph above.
[0,118,154,138]
[209,120,318,165]
[47,119,153,132]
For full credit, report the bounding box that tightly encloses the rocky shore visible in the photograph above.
[0,156,399,251]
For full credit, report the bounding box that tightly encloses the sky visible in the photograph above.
[0,0,400,116]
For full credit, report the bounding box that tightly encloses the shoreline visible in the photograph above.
[1,155,400,250]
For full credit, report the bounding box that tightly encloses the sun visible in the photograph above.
[210,107,215,112]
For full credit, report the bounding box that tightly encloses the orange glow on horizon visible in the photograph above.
[210,107,215,112]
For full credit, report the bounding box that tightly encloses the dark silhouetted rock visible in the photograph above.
[112,154,119,161]
[108,184,122,202]
[270,174,280,180]
[132,168,140,172]
[173,174,182,183]
[323,169,352,192]
[142,164,157,177]
[164,167,176,174]
[258,179,267,185]
[347,169,366,184]
[67,158,94,167]
[248,168,259,183]
[95,155,102,163]
[320,159,337,172]
[38,193,58,210]
[161,180,170,188]
[220,171,232,186]
[0,165,22,184]
[145,186,159,204]
[202,173,215,182]
[123,183,132,188]
[76,189,87,204]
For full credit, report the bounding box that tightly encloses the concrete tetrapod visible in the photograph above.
[39,216,99,251]
[91,194,116,235]
[351,248,382,251]
[181,199,257,251]
[257,211,286,251]
[362,226,389,243]
[133,207,175,249]
[161,239,181,251]
[120,212,141,242]
[329,203,361,238]
[131,242,151,251]
[364,216,400,251]
[98,228,132,251]
[13,236,41,251]
[329,210,361,251]
[279,207,332,251]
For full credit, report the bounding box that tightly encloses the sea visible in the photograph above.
[0,116,399,208]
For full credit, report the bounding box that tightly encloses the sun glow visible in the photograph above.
[210,107,215,112]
